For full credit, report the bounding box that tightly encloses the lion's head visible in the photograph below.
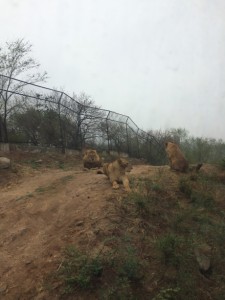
[102,157,131,192]
[83,149,102,169]
[117,158,130,170]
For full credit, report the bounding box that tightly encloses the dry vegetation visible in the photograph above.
[1,150,225,300]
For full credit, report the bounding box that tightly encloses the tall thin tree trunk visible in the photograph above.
[0,116,3,142]
[3,108,8,143]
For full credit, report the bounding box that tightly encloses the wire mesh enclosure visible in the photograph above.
[0,74,166,164]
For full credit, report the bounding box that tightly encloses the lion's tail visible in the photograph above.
[96,169,104,174]
[195,163,203,172]
[189,163,203,172]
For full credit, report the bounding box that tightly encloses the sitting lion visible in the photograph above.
[83,149,102,169]
[165,142,189,172]
[165,142,203,173]
[103,158,131,192]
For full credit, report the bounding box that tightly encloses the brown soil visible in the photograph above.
[0,152,224,299]
[0,152,158,300]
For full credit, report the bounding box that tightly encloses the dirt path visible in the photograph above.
[1,165,150,300]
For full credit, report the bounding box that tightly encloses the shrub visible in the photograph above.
[179,178,192,198]
[220,158,225,170]
[153,287,180,300]
[128,192,150,217]
[190,191,215,209]
[117,245,143,281]
[156,233,182,267]
[59,246,103,292]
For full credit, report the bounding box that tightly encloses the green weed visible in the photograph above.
[24,159,39,169]
[190,191,215,209]
[58,161,65,169]
[220,158,225,170]
[117,245,143,281]
[156,233,183,267]
[153,287,180,300]
[60,175,74,183]
[141,177,164,195]
[16,192,34,201]
[179,177,215,209]
[179,178,192,198]
[59,246,103,292]
[35,185,56,193]
[100,277,133,300]
[128,192,150,217]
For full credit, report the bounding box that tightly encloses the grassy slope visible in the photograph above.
[52,164,225,300]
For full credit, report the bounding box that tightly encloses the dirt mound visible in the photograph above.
[1,153,225,299]
[1,153,150,299]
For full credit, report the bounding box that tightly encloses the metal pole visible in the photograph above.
[126,117,130,155]
[106,111,111,153]
[58,92,65,154]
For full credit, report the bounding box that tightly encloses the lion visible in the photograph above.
[165,142,189,172]
[83,149,102,169]
[103,158,131,192]
[165,142,203,173]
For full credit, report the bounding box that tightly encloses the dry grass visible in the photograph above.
[1,151,225,299]
[53,164,225,299]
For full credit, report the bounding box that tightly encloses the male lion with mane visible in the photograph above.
[83,149,102,169]
[165,142,189,172]
[165,142,202,173]
[103,158,131,192]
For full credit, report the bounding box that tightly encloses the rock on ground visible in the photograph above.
[0,157,11,169]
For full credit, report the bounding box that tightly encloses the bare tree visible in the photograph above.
[63,93,105,149]
[100,120,128,152]
[0,39,47,142]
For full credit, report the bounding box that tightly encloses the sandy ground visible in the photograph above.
[1,158,220,300]
[0,161,158,300]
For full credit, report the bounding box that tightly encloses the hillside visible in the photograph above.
[1,151,225,300]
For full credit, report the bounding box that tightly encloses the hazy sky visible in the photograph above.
[1,0,225,140]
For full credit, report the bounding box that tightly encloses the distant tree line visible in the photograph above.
[147,128,225,164]
[1,39,224,165]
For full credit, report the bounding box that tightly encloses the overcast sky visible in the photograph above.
[1,0,225,140]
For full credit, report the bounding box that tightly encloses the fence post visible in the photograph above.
[126,117,130,155]
[58,92,65,154]
[0,75,2,142]
[146,136,151,162]
[106,111,110,153]
[136,129,140,158]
